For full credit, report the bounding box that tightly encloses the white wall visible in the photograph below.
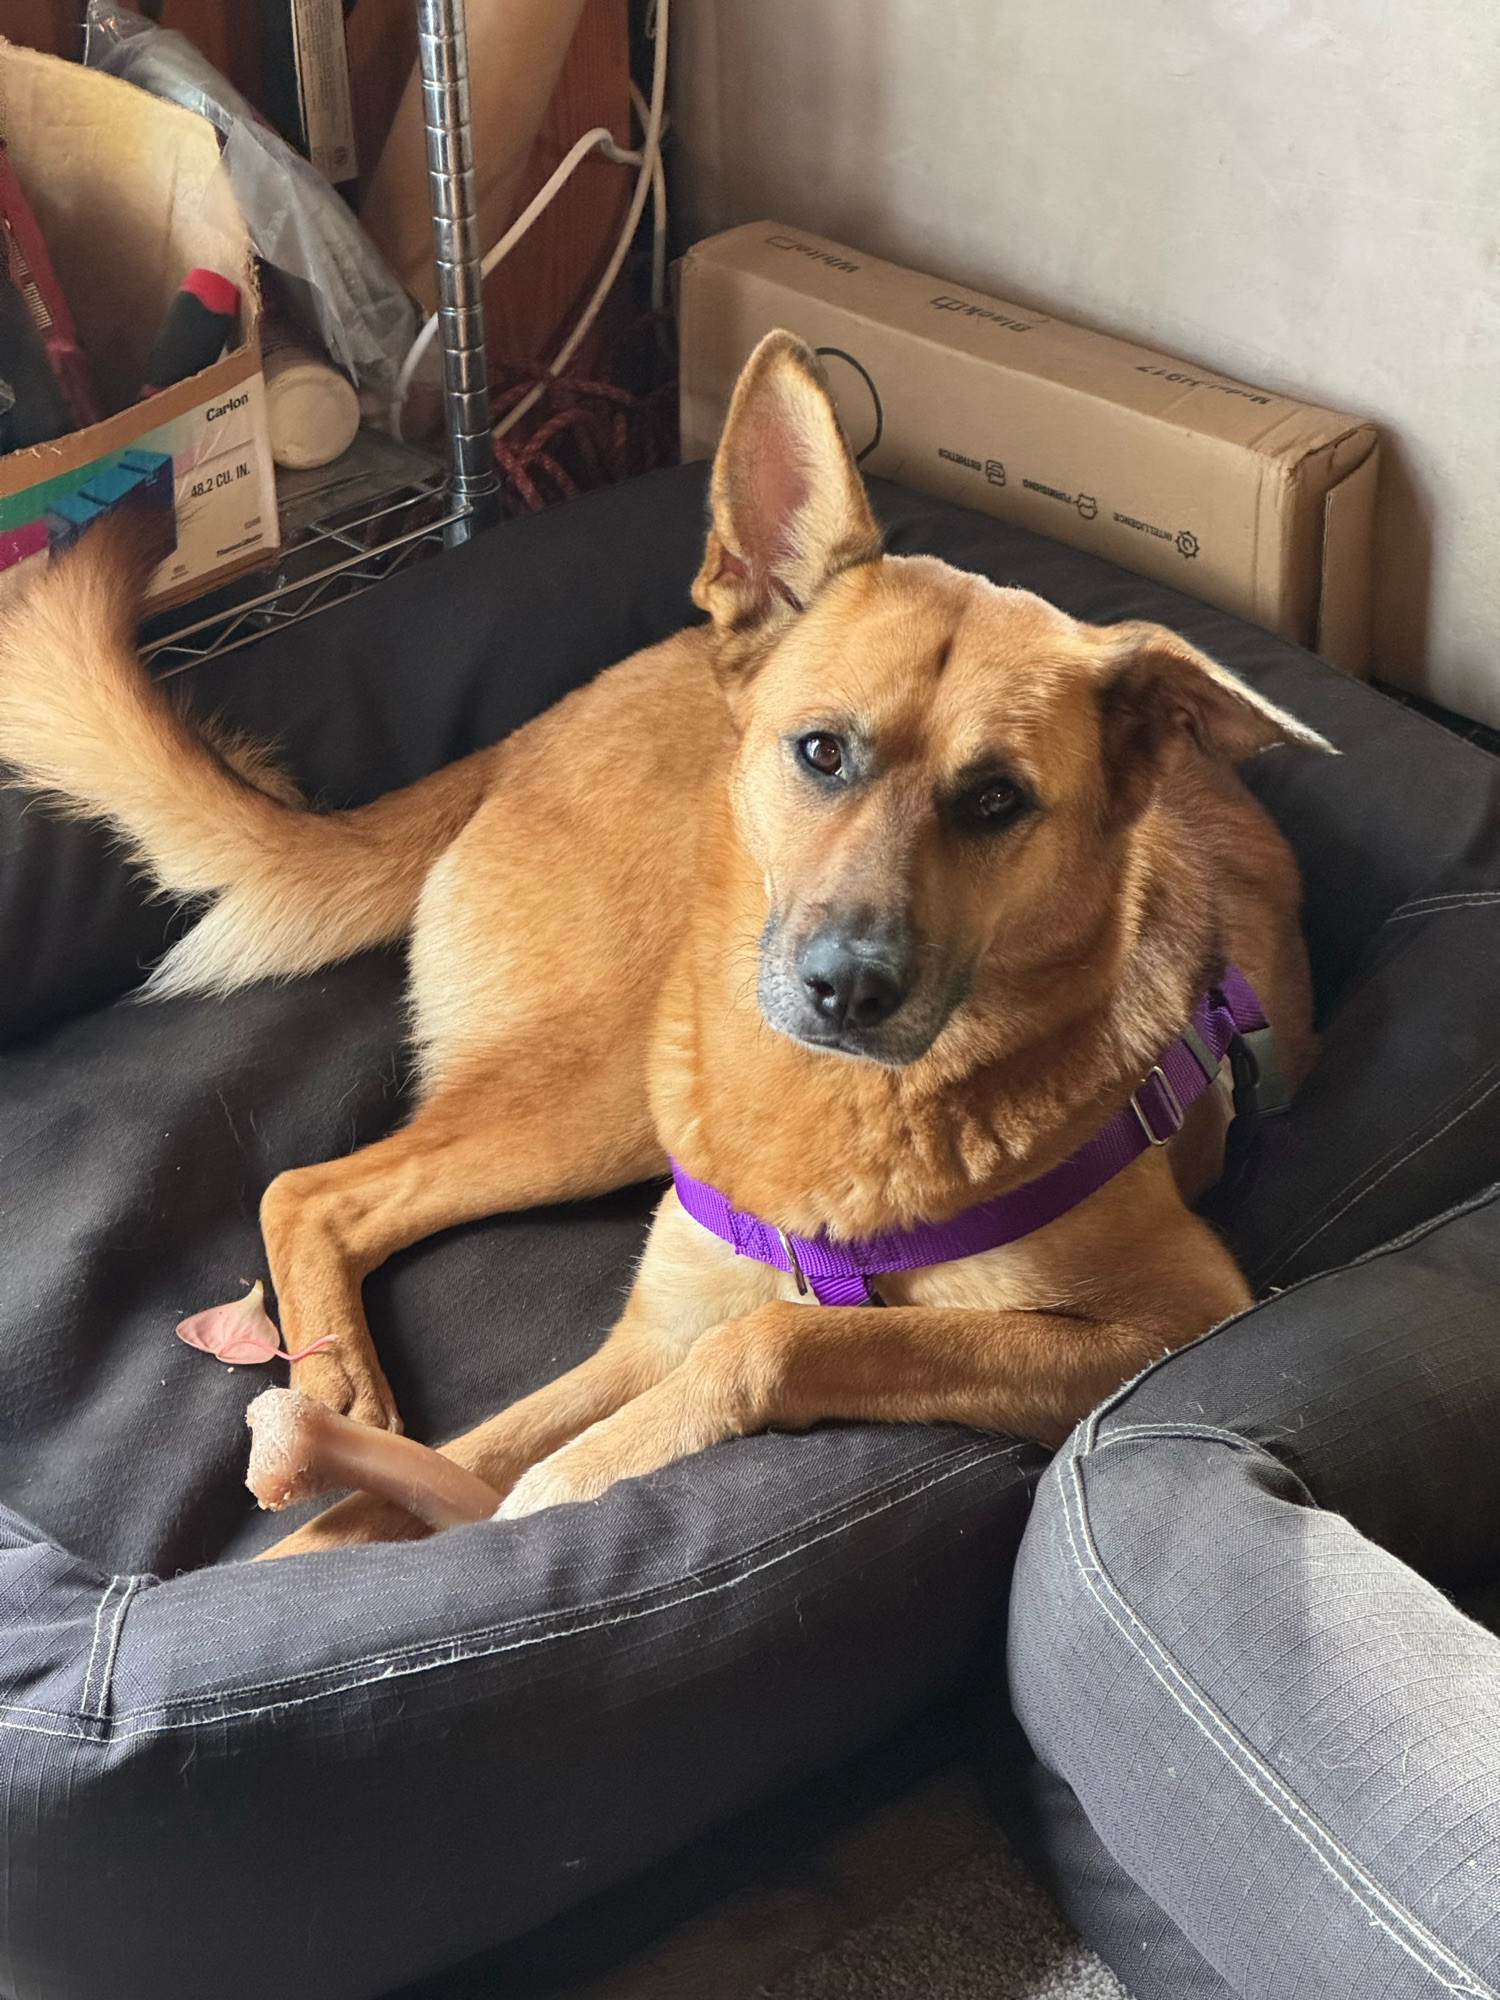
[674,0,1500,725]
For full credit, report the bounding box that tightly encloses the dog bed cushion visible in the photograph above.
[2,467,1499,1999]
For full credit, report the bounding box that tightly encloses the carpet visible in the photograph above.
[552,1767,1132,2000]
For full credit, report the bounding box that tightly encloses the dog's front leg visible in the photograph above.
[496,1301,1182,1516]
[258,1191,784,1554]
[256,1323,676,1557]
[259,1059,663,1433]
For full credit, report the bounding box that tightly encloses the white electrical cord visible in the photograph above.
[390,123,634,435]
[492,0,670,444]
[390,0,670,443]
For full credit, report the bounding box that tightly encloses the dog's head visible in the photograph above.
[695,331,1331,1068]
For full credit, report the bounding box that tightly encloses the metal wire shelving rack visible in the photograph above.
[143,0,501,675]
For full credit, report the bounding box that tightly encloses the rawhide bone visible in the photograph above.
[245,1388,502,1531]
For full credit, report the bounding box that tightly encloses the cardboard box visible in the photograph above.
[0,42,278,607]
[680,224,1379,673]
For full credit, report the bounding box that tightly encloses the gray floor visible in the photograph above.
[554,1767,1132,2000]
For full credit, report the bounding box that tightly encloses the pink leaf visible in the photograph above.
[176,1281,282,1366]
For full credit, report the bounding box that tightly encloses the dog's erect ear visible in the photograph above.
[1097,622,1334,817]
[692,330,882,643]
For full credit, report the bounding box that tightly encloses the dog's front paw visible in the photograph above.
[495,1450,613,1520]
[289,1342,403,1434]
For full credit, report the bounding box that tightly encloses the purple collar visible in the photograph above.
[670,966,1267,1305]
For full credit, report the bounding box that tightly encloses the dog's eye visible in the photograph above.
[963,777,1029,831]
[798,733,846,779]
[977,780,1022,821]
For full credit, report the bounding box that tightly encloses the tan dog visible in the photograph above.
[0,332,1327,1556]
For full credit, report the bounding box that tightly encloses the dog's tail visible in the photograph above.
[0,512,494,998]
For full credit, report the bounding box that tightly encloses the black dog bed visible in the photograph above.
[2,467,1498,2000]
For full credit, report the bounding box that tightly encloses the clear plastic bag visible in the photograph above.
[84,2,417,405]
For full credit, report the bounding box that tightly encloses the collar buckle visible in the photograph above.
[1130,1065,1186,1146]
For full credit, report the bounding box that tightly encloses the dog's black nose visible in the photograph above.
[797,928,908,1032]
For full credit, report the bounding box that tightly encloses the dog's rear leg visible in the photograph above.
[259,1062,662,1433]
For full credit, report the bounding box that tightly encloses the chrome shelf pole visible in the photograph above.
[415,0,501,534]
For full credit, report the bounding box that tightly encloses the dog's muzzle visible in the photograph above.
[796,925,908,1034]
[757,913,957,1065]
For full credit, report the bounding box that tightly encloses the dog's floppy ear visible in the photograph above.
[692,330,882,645]
[1097,621,1334,817]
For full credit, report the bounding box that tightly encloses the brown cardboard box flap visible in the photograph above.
[0,42,276,603]
[0,41,250,416]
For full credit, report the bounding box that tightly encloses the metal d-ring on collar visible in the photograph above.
[776,1227,810,1296]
